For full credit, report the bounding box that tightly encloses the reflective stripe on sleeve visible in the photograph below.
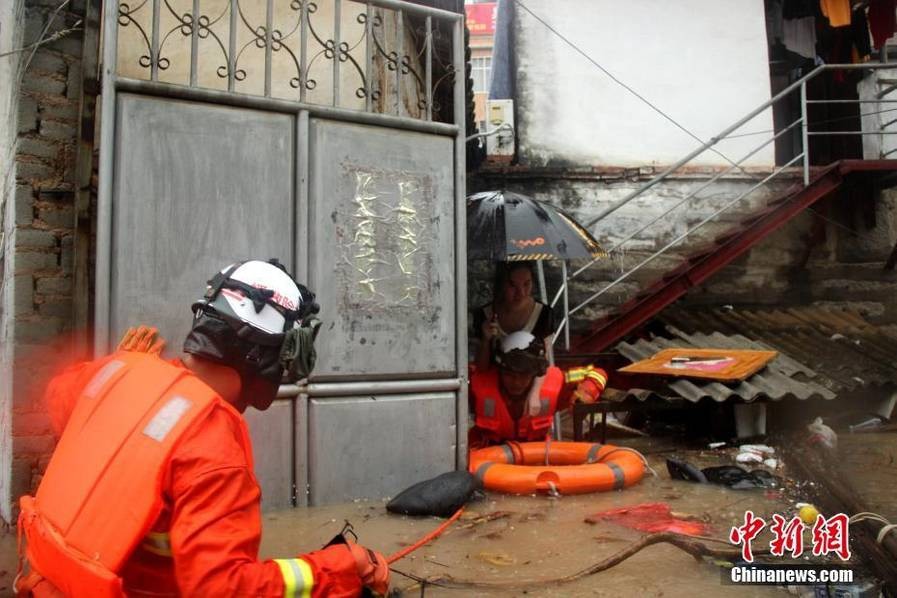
[586,370,607,388]
[566,367,607,388]
[564,368,587,383]
[275,558,314,598]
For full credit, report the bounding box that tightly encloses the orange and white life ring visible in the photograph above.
[469,441,646,495]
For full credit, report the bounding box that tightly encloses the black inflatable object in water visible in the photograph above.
[667,458,780,490]
[666,458,708,483]
[387,471,482,517]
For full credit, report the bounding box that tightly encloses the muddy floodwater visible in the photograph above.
[839,431,897,522]
[260,446,801,597]
[0,440,864,596]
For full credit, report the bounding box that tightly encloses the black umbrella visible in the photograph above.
[467,190,606,261]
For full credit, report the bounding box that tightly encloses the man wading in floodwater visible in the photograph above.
[17,259,389,597]
[468,331,609,448]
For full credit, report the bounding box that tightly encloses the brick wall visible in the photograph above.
[0,0,84,524]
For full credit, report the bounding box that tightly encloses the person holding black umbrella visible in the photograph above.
[466,190,606,369]
[472,262,555,371]
[466,190,610,445]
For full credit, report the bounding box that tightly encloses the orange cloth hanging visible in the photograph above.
[820,0,852,27]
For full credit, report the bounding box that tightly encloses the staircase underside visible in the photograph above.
[570,159,897,354]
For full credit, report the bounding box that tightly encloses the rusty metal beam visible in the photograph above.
[573,159,897,353]
[572,164,850,353]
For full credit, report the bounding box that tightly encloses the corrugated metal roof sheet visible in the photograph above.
[660,306,897,393]
[615,331,837,404]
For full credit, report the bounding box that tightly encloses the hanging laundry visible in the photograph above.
[868,0,897,49]
[767,0,785,45]
[820,0,853,27]
[784,0,818,18]
[784,16,818,58]
[850,8,873,62]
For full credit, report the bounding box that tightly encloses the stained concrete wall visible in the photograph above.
[0,0,85,525]
[472,166,897,339]
[469,0,897,344]
[512,0,775,168]
[860,67,897,160]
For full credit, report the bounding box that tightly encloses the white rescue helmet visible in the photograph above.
[500,331,538,353]
[494,331,548,376]
[217,261,299,334]
[192,259,317,338]
[186,259,319,385]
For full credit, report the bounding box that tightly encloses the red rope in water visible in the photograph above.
[386,507,465,565]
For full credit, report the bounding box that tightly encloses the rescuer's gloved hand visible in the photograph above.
[347,543,390,596]
[117,325,166,355]
[571,378,602,404]
[300,540,389,596]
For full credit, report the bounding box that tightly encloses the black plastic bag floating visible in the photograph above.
[387,471,483,517]
[665,458,708,483]
[666,458,780,490]
[702,465,779,489]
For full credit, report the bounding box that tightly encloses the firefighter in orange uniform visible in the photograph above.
[469,331,608,448]
[16,259,389,597]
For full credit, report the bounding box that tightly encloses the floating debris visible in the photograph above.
[476,551,516,566]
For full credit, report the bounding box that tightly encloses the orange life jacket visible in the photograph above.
[17,352,250,597]
[471,366,564,443]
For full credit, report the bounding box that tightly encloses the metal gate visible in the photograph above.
[94,0,466,508]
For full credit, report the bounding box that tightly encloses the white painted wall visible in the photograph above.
[515,0,775,167]
[860,67,897,159]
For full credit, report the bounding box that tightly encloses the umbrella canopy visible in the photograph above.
[467,190,606,261]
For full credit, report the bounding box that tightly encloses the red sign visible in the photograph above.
[466,3,496,36]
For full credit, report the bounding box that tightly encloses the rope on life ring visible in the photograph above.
[469,441,647,495]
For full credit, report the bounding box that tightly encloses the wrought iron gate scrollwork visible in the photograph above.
[115,0,455,122]
[234,0,302,89]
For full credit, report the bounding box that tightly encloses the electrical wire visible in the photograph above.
[512,0,884,316]
[512,0,890,206]
[721,106,897,140]
[513,0,739,165]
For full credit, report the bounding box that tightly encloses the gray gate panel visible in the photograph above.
[308,393,456,505]
[110,94,295,348]
[244,400,294,511]
[308,119,455,379]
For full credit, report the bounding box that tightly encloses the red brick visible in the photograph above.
[13,435,57,456]
[15,413,52,436]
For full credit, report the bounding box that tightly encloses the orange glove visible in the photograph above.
[347,543,390,596]
[300,542,389,597]
[117,325,166,355]
[571,378,602,404]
